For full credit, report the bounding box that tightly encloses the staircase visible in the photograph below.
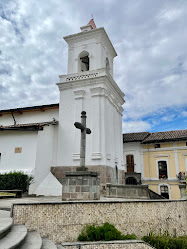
[0,210,64,249]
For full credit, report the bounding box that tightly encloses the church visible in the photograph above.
[0,19,125,196]
[0,19,186,199]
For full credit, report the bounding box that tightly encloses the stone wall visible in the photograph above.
[61,240,155,249]
[12,200,187,243]
[106,184,150,199]
[51,165,125,194]
[62,171,100,200]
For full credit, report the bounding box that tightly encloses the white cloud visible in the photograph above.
[161,114,176,122]
[0,0,81,109]
[122,121,151,133]
[158,8,183,23]
[0,0,186,132]
[182,111,187,117]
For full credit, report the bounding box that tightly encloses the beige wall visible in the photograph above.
[142,141,187,200]
[143,150,176,178]
[146,181,181,199]
[176,141,186,147]
[178,151,187,172]
[13,200,187,243]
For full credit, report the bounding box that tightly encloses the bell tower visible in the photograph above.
[56,19,125,187]
[65,19,116,76]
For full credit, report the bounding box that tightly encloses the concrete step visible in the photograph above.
[56,245,65,249]
[0,225,27,249]
[41,238,57,249]
[0,210,10,218]
[0,211,13,239]
[19,231,42,249]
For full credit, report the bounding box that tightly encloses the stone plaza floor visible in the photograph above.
[0,196,142,210]
[0,196,62,210]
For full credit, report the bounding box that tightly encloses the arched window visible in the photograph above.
[126,177,137,185]
[126,155,134,172]
[78,51,89,72]
[158,161,168,179]
[160,185,169,199]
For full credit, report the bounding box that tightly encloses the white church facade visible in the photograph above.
[0,19,125,196]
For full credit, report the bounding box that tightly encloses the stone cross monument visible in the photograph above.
[61,111,100,201]
[74,111,91,170]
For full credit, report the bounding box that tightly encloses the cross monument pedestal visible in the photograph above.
[62,111,100,201]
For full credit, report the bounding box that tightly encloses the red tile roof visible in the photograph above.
[0,121,58,131]
[123,132,150,143]
[142,129,187,143]
[123,130,187,143]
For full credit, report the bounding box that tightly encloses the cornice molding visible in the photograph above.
[142,178,179,183]
[57,69,125,105]
[64,28,117,58]
[90,87,105,96]
[73,90,85,99]
[154,155,170,158]
[143,146,187,152]
[90,86,123,115]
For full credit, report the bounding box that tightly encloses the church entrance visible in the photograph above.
[126,155,134,172]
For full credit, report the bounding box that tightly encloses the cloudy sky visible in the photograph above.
[0,0,187,133]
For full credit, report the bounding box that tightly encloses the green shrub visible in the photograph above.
[78,222,136,242]
[0,171,33,192]
[142,232,187,249]
[122,234,137,240]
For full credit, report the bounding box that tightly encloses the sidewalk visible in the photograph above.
[0,196,62,210]
[0,196,141,210]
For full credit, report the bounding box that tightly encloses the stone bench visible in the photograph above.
[0,190,23,198]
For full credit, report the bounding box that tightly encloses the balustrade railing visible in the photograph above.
[59,68,107,83]
[178,171,187,181]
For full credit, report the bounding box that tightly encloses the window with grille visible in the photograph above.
[158,161,168,179]
[160,185,169,199]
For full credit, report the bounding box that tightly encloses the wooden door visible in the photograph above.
[126,155,134,172]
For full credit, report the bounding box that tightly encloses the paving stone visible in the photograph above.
[56,244,65,249]
[41,238,57,249]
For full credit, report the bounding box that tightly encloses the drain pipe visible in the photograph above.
[11,111,16,125]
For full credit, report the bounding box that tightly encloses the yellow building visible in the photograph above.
[123,130,187,200]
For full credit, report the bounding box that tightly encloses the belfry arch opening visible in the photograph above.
[78,51,89,72]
